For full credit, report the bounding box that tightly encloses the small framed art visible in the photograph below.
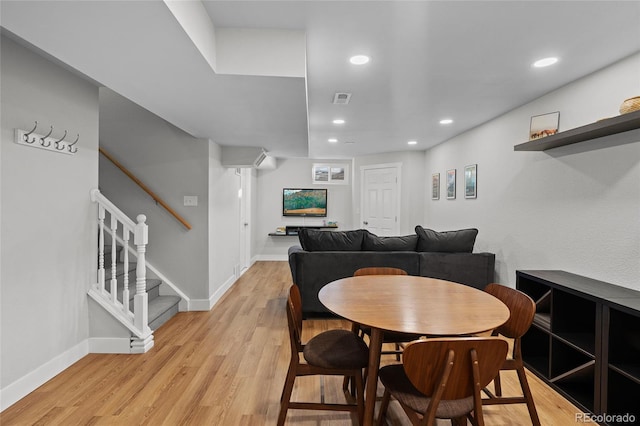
[312,163,349,185]
[464,164,477,199]
[446,169,456,199]
[432,173,440,200]
[530,111,560,140]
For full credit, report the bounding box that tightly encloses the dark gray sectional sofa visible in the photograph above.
[288,227,496,316]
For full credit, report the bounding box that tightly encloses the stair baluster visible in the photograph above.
[98,205,106,293]
[110,216,118,305]
[122,226,130,316]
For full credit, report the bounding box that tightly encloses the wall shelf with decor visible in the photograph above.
[514,109,640,151]
[517,270,640,424]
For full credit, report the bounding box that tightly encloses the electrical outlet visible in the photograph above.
[183,196,198,206]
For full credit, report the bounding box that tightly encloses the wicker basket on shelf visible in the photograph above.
[619,96,640,114]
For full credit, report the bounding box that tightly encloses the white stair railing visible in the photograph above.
[89,188,153,353]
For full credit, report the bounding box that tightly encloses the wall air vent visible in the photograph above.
[333,92,352,105]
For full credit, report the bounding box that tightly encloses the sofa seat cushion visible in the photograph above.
[362,231,418,251]
[415,226,478,253]
[298,228,366,251]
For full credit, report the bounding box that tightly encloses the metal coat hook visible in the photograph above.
[23,121,38,144]
[40,126,53,147]
[68,134,79,153]
[15,122,79,155]
[54,130,68,150]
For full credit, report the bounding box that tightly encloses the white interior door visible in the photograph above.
[360,164,400,236]
[238,168,251,275]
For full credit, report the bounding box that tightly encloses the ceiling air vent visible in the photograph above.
[253,150,268,168]
[333,92,352,105]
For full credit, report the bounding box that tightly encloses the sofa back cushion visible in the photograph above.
[415,226,478,253]
[298,229,365,251]
[362,231,418,251]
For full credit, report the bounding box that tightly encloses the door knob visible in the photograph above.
[363,221,368,225]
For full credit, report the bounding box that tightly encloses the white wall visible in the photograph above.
[424,53,640,289]
[1,36,99,400]
[255,158,353,259]
[98,88,211,300]
[208,144,242,303]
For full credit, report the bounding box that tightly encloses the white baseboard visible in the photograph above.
[191,273,237,311]
[1,340,89,412]
[88,337,132,354]
[255,254,288,261]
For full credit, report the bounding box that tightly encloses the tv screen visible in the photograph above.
[283,188,327,217]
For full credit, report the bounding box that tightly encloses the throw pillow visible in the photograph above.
[414,226,478,253]
[362,231,418,251]
[298,229,365,251]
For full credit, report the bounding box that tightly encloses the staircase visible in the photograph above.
[89,189,189,353]
[105,245,181,331]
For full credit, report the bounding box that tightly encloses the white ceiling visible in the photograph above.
[2,1,639,160]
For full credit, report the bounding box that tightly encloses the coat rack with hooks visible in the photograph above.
[14,121,79,155]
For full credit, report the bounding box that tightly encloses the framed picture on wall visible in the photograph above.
[446,169,456,199]
[312,163,350,185]
[432,173,440,200]
[464,164,477,199]
[530,111,560,140]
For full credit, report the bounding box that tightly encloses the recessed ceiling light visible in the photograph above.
[328,138,338,143]
[439,119,453,125]
[332,119,345,124]
[533,57,558,68]
[407,140,417,145]
[349,55,370,65]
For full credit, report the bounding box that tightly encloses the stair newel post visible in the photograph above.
[110,215,118,304]
[122,227,131,316]
[134,214,150,333]
[98,205,106,292]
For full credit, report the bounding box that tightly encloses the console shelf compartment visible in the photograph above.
[517,270,640,425]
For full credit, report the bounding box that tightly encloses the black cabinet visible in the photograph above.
[517,270,640,425]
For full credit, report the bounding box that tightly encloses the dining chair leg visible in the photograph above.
[355,370,365,425]
[277,365,296,426]
[376,389,392,426]
[517,365,541,426]
[493,371,503,396]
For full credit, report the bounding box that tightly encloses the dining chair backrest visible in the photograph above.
[353,267,408,276]
[484,283,536,339]
[402,337,508,401]
[287,285,304,351]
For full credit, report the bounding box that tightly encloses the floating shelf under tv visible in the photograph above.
[268,225,338,237]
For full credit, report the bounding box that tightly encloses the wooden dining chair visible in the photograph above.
[376,337,509,426]
[278,285,369,426]
[481,283,541,426]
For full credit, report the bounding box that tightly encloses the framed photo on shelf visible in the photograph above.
[464,164,477,199]
[530,111,560,140]
[432,173,440,200]
[446,169,456,199]
[312,163,349,185]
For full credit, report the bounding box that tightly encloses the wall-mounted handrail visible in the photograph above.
[99,147,192,230]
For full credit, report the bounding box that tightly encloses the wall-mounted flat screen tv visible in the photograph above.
[283,188,327,217]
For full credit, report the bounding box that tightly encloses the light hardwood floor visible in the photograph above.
[1,261,581,425]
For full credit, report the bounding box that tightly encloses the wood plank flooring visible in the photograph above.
[1,261,581,425]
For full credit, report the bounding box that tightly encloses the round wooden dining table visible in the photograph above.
[319,275,510,426]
